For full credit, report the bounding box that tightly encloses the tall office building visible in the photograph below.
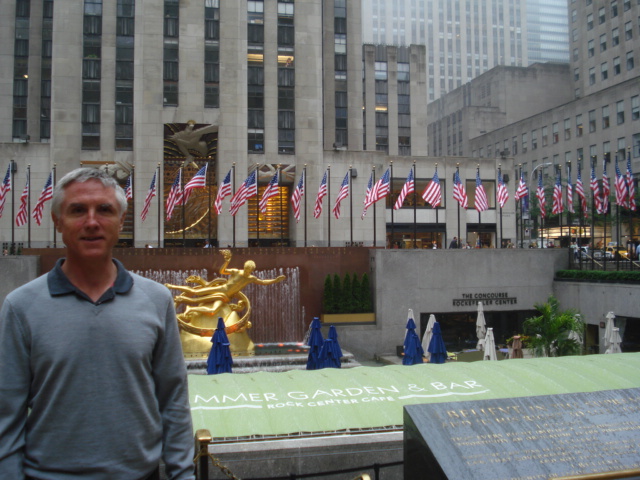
[362,0,571,102]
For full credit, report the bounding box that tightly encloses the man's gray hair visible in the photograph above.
[51,167,128,216]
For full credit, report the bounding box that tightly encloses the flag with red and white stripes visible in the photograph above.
[291,170,305,223]
[140,170,157,222]
[332,172,350,219]
[229,169,257,216]
[496,169,509,208]
[165,169,183,221]
[0,164,11,218]
[314,171,328,219]
[452,169,468,209]
[182,164,208,205]
[33,171,53,225]
[259,169,279,213]
[393,168,414,210]
[474,169,489,212]
[15,176,29,227]
[552,171,563,215]
[214,168,232,215]
[566,167,574,214]
[422,167,442,208]
[575,166,587,217]
[536,173,546,219]
[614,156,627,208]
[627,151,636,211]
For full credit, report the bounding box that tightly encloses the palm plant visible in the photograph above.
[523,295,585,357]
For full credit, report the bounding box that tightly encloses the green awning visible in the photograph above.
[188,353,640,440]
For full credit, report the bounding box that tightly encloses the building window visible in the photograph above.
[614,56,621,75]
[573,47,579,61]
[115,0,134,150]
[576,114,583,137]
[599,7,606,23]
[542,126,548,146]
[627,51,635,70]
[588,39,594,57]
[612,27,619,46]
[587,13,593,30]
[564,118,571,140]
[163,0,179,106]
[574,68,580,81]
[601,62,608,80]
[617,100,625,124]
[589,109,596,132]
[625,21,633,40]
[531,129,538,149]
[522,132,528,152]
[600,34,607,52]
[603,105,610,128]
[589,67,596,85]
[204,0,219,108]
[611,0,618,17]
[632,95,639,120]
[82,0,102,149]
[552,123,559,143]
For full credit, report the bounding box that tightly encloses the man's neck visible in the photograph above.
[61,256,118,302]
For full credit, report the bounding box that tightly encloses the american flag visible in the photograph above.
[614,157,627,208]
[165,168,183,221]
[452,169,468,208]
[496,169,509,208]
[291,170,305,222]
[313,170,328,219]
[536,173,546,219]
[627,151,636,211]
[552,170,563,215]
[474,169,489,212]
[590,162,604,214]
[124,174,133,201]
[364,167,391,210]
[566,167,574,214]
[259,169,280,213]
[422,167,442,208]
[514,171,528,201]
[393,168,414,210]
[575,166,588,217]
[601,162,610,214]
[32,171,53,225]
[214,168,232,215]
[15,175,29,227]
[183,164,208,204]
[140,170,157,222]
[0,164,12,218]
[332,171,350,219]
[229,169,257,216]
[361,171,374,218]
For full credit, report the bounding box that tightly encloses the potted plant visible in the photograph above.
[321,272,375,324]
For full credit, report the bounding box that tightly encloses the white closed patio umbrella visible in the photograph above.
[421,314,436,362]
[605,327,623,354]
[475,301,487,350]
[604,311,616,350]
[483,328,498,361]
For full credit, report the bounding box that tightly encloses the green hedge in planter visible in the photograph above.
[323,272,373,314]
[556,269,640,283]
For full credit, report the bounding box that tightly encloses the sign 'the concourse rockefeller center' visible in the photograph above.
[404,388,640,480]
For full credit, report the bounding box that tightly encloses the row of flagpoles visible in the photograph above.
[2,153,634,248]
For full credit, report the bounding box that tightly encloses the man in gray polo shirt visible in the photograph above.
[0,168,194,479]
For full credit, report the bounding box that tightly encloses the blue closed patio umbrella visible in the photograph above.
[305,317,324,370]
[320,325,343,368]
[427,322,448,364]
[207,317,233,374]
[403,316,424,365]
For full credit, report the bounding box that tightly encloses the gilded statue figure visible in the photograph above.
[168,120,218,169]
[166,249,285,356]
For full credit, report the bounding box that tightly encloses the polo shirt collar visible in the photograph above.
[48,258,133,304]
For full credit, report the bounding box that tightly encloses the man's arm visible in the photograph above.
[0,298,29,478]
[153,298,195,480]
[252,275,286,286]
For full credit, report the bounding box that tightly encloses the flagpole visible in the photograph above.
[232,163,236,248]
[371,166,377,248]
[456,163,461,246]
[10,160,15,252]
[156,163,161,248]
[181,165,186,248]
[327,165,331,247]
[477,165,481,245]
[256,164,261,247]
[52,164,57,248]
[303,165,307,247]
[499,165,503,248]
[558,164,563,246]
[349,165,353,246]
[435,163,439,246]
[278,165,283,245]
[207,157,212,245]
[412,160,417,249]
[603,156,608,270]
[590,156,596,269]
[27,164,31,248]
[390,161,394,247]
[517,164,522,248]
[130,164,135,247]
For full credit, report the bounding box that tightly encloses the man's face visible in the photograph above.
[53,179,125,261]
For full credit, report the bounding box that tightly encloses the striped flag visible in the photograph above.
[124,174,133,201]
[33,171,53,225]
[422,167,442,208]
[16,176,29,227]
[514,171,528,201]
[140,171,157,222]
[332,172,350,219]
[313,170,328,219]
[552,170,563,215]
[536,173,546,219]
[259,169,279,213]
[496,169,509,208]
[393,168,414,210]
[0,164,11,218]
[590,162,604,214]
[291,170,305,223]
[566,166,574,214]
[601,162,610,214]
[452,169,468,209]
[229,169,257,216]
[575,166,588,217]
[364,167,391,210]
[165,168,183,221]
[614,156,627,208]
[361,171,374,219]
[474,169,489,212]
[627,151,636,211]
[214,168,232,215]
[182,164,208,204]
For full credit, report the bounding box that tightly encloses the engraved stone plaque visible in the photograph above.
[404,388,640,480]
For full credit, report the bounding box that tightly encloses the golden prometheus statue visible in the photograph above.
[166,249,286,357]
